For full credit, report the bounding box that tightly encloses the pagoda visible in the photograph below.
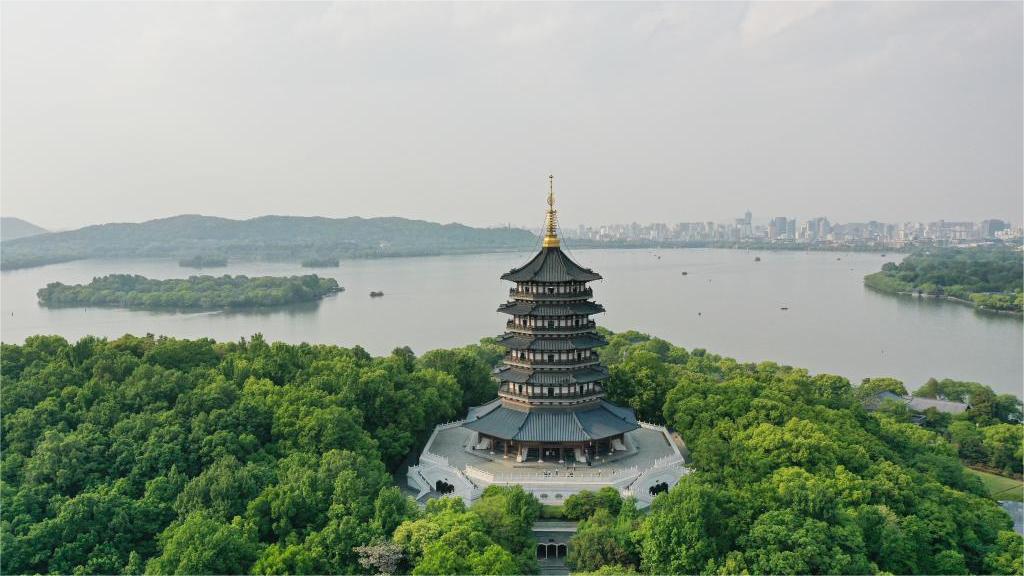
[463,176,638,464]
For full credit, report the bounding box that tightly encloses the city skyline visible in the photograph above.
[560,214,1021,247]
[7,208,1021,238]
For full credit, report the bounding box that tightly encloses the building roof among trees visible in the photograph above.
[906,395,971,414]
[864,390,971,414]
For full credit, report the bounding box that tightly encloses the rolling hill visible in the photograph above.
[1,217,48,242]
[0,214,538,270]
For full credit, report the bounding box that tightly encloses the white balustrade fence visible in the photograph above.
[465,465,642,484]
[420,452,449,467]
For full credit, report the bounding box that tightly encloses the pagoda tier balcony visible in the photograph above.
[506,320,597,334]
[497,389,606,406]
[503,355,601,369]
[509,287,593,301]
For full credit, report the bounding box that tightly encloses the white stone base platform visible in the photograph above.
[408,418,690,507]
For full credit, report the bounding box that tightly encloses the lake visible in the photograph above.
[2,248,1021,397]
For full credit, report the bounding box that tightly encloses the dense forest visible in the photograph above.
[0,215,538,270]
[1,331,1021,575]
[864,247,1024,312]
[911,378,1021,476]
[37,274,341,310]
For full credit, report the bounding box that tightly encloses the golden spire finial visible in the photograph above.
[543,175,560,248]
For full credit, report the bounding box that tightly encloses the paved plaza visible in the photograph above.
[408,418,688,506]
[428,424,677,477]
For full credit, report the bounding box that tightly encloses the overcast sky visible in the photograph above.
[2,2,1021,231]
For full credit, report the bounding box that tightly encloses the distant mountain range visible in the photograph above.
[1,217,48,242]
[0,214,538,270]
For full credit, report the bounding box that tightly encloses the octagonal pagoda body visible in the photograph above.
[462,185,638,464]
[494,246,609,406]
[407,180,688,507]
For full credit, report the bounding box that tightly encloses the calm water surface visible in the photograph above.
[2,249,1021,397]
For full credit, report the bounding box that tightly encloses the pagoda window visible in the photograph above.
[547,388,554,397]
[547,320,554,328]
[547,287,554,294]
[547,354,554,363]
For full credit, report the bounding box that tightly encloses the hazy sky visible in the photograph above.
[2,2,1021,231]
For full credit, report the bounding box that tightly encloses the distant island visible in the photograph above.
[37,273,342,310]
[0,217,48,242]
[865,247,1023,314]
[301,257,340,268]
[0,214,537,270]
[178,255,228,268]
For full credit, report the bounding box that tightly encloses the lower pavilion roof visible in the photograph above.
[495,365,608,385]
[496,333,607,351]
[464,399,638,442]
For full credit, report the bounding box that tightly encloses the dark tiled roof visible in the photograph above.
[501,247,602,283]
[906,396,970,414]
[497,302,605,316]
[464,400,638,442]
[495,365,608,384]
[495,333,607,350]
[518,411,591,442]
[863,391,970,415]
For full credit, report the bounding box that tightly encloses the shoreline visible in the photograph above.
[864,284,1023,318]
[1,242,906,273]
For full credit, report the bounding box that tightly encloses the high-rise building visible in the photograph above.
[980,219,1009,239]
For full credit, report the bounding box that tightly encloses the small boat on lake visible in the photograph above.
[369,291,384,298]
[754,256,761,262]
[780,306,789,311]
[681,271,688,276]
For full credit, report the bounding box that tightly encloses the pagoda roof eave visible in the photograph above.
[497,301,605,316]
[463,400,638,442]
[494,365,608,385]
[501,246,602,283]
[495,333,608,350]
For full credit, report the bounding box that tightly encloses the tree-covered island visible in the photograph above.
[1,330,1021,575]
[178,255,228,268]
[301,257,341,268]
[865,247,1023,313]
[36,274,342,310]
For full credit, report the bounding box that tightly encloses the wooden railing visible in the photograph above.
[509,287,593,301]
[506,320,597,333]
